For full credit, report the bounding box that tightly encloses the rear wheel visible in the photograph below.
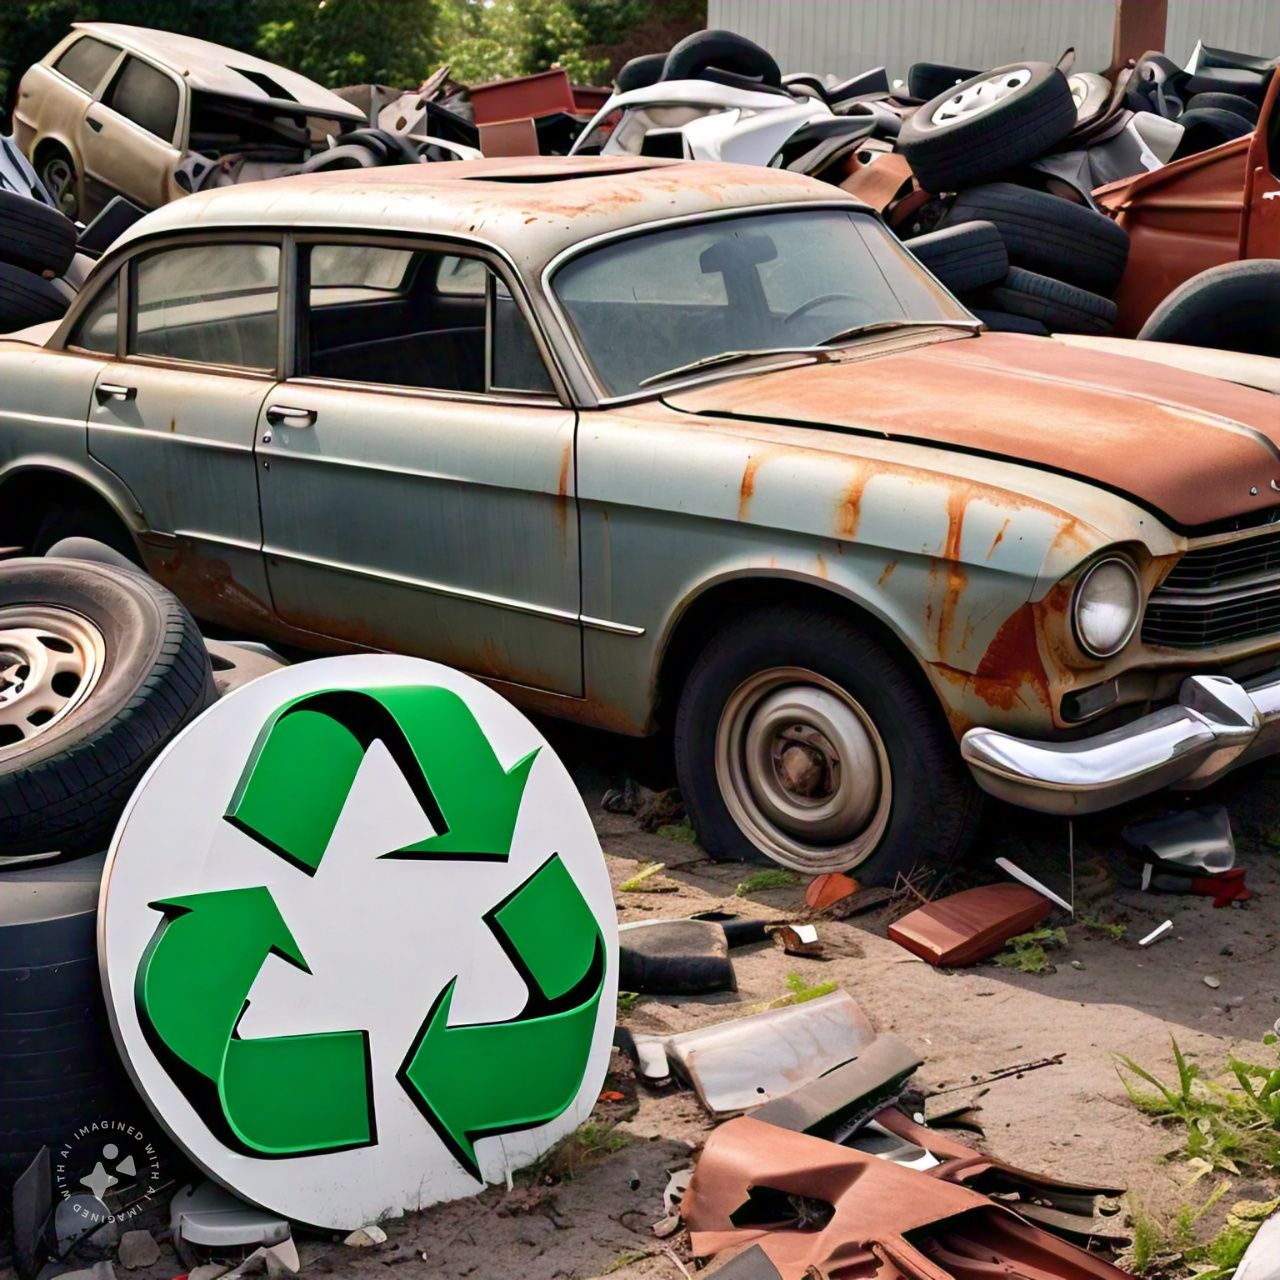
[674,607,981,883]
[37,147,79,222]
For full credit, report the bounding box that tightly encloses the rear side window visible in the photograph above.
[68,271,119,354]
[105,57,180,143]
[53,36,120,94]
[131,243,280,370]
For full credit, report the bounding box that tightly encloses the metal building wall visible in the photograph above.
[707,0,1280,79]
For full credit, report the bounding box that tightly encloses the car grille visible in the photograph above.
[1144,528,1280,649]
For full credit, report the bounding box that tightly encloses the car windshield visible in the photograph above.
[551,207,971,396]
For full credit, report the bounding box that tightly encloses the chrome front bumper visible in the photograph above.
[961,671,1280,815]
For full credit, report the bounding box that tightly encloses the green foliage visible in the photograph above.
[616,990,640,1016]
[735,868,798,895]
[1117,1035,1280,1175]
[438,0,607,84]
[993,926,1068,974]
[1078,914,1126,939]
[784,971,835,1003]
[655,818,698,844]
[618,861,665,891]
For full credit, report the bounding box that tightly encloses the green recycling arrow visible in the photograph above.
[398,853,605,1181]
[226,687,538,872]
[135,886,374,1157]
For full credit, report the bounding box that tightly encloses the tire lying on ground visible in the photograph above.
[0,854,142,1187]
[1172,107,1255,159]
[0,190,76,278]
[944,182,1130,295]
[971,307,1050,336]
[1137,260,1280,357]
[980,265,1118,335]
[904,221,1008,294]
[906,61,979,103]
[1185,92,1260,123]
[897,62,1077,193]
[0,559,214,861]
[0,263,69,332]
[674,605,983,884]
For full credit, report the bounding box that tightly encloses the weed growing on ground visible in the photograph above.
[1079,914,1127,939]
[993,926,1068,974]
[655,818,698,843]
[1117,1035,1280,1175]
[534,1121,630,1182]
[735,868,799,895]
[618,862,665,891]
[616,991,640,1016]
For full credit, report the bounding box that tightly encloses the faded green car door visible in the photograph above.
[256,239,583,695]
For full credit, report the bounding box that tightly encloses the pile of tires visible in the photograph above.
[0,191,78,335]
[0,559,215,1212]
[895,64,1128,335]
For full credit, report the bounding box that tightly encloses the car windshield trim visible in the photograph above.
[636,346,828,387]
[817,318,982,346]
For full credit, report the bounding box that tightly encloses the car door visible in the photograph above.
[257,237,583,695]
[86,236,280,626]
[78,54,183,213]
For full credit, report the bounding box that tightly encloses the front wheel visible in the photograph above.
[674,606,982,884]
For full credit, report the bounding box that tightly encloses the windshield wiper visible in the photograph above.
[817,318,982,347]
[637,346,824,389]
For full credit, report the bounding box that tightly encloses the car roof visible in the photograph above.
[70,23,363,120]
[109,156,865,278]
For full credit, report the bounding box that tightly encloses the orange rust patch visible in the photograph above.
[737,449,779,521]
[987,517,1010,559]
[835,466,870,538]
[815,553,828,580]
[877,560,897,587]
[934,487,969,658]
[932,602,1052,716]
[554,438,572,541]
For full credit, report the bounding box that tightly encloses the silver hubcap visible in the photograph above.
[931,68,1031,126]
[715,667,892,873]
[42,157,77,218]
[0,607,105,753]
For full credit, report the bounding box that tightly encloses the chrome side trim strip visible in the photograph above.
[581,614,645,636]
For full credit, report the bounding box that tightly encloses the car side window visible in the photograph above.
[67,271,120,354]
[53,36,120,94]
[103,57,180,144]
[131,242,280,370]
[303,242,553,396]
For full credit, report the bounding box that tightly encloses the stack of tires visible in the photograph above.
[895,62,1129,335]
[0,192,78,335]
[0,559,215,1223]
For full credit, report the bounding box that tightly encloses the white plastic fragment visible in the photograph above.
[995,857,1072,914]
[344,1224,387,1247]
[1138,919,1173,947]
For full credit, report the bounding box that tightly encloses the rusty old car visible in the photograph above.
[4,155,1280,884]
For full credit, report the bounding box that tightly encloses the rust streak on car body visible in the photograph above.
[987,517,1011,559]
[737,449,773,521]
[555,437,572,540]
[835,465,870,538]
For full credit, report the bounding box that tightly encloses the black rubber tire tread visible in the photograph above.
[0,560,214,857]
[944,182,1129,294]
[0,189,76,276]
[663,29,781,87]
[0,261,68,331]
[1185,92,1259,122]
[1172,107,1255,158]
[972,307,1050,335]
[898,62,1077,193]
[1137,260,1280,357]
[907,61,979,102]
[33,509,142,564]
[904,221,1008,293]
[982,265,1117,335]
[674,605,983,886]
[617,53,667,93]
[297,143,380,173]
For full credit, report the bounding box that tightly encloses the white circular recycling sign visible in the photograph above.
[99,656,617,1230]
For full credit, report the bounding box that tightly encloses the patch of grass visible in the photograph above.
[618,862,665,891]
[603,1251,648,1273]
[617,990,640,1016]
[735,868,799,895]
[993,926,1068,975]
[1079,914,1127,940]
[655,818,698,844]
[534,1120,630,1182]
[1117,1035,1280,1176]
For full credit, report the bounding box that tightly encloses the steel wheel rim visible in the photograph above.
[715,667,892,873]
[0,606,105,755]
[41,157,77,218]
[931,68,1031,126]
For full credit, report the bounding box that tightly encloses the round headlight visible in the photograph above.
[1073,557,1141,658]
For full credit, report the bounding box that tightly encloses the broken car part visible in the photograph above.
[618,918,736,994]
[683,1115,1135,1280]
[749,1033,923,1138]
[658,990,877,1115]
[170,1180,291,1270]
[1122,805,1235,873]
[995,856,1073,913]
[889,884,1052,967]
[1138,919,1173,946]
[0,559,213,859]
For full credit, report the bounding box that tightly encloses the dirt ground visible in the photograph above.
[19,725,1280,1280]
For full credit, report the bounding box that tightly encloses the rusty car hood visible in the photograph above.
[664,331,1280,531]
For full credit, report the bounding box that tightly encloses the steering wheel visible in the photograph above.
[783,292,864,324]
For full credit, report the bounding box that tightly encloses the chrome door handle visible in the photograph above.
[266,405,317,427]
[95,382,136,403]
